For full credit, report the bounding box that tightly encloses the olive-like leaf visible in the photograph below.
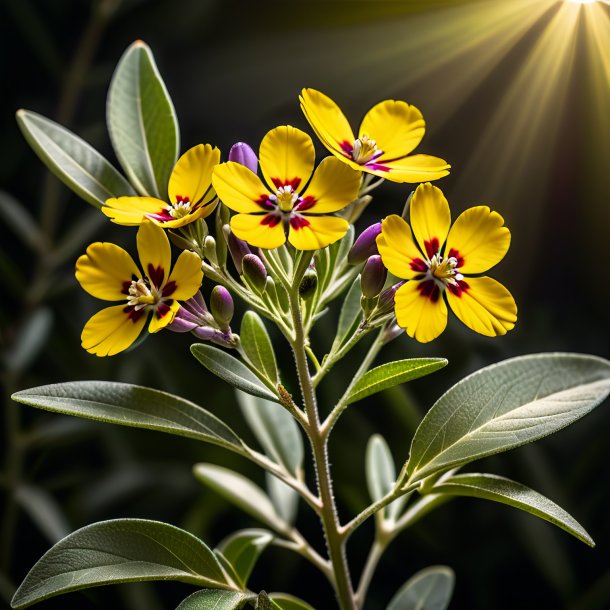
[217,529,274,589]
[332,276,362,350]
[431,473,594,546]
[266,473,299,526]
[11,519,230,609]
[240,312,279,383]
[0,190,42,249]
[269,593,315,610]
[193,464,287,534]
[405,354,610,486]
[176,590,250,609]
[12,381,244,454]
[191,344,279,402]
[387,565,455,610]
[346,358,447,405]
[107,40,179,197]
[16,110,135,208]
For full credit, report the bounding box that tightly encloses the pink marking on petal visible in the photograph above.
[295,195,316,212]
[261,214,281,227]
[410,258,428,273]
[424,238,440,259]
[290,216,311,230]
[147,264,165,288]
[271,177,301,190]
[448,248,465,268]
[447,279,469,298]
[417,279,441,303]
[340,140,353,156]
[256,195,276,211]
[365,162,391,172]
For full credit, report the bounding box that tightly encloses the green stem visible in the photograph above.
[273,532,333,581]
[354,538,385,609]
[289,254,356,610]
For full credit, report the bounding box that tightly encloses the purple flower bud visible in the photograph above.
[242,253,268,293]
[348,222,382,265]
[210,286,234,329]
[224,225,251,274]
[299,266,318,299]
[229,142,258,174]
[377,281,404,314]
[361,255,387,299]
[168,292,210,333]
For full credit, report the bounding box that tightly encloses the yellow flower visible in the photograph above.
[377,183,517,342]
[102,144,220,228]
[75,222,203,356]
[212,125,361,250]
[300,88,450,184]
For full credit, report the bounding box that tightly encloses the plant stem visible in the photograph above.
[273,531,333,581]
[289,254,356,610]
[354,538,385,608]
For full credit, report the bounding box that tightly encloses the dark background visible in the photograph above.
[1,1,609,609]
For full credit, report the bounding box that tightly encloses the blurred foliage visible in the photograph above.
[1,1,609,609]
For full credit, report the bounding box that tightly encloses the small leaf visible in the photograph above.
[176,590,250,609]
[12,381,244,454]
[269,594,315,610]
[107,40,179,197]
[193,464,287,534]
[237,391,303,475]
[406,354,610,486]
[4,308,53,373]
[16,110,135,208]
[332,276,362,350]
[240,312,279,383]
[15,484,70,543]
[0,191,41,249]
[431,473,594,546]
[346,358,447,405]
[266,473,299,526]
[11,519,230,609]
[191,344,279,402]
[387,565,455,610]
[365,435,406,521]
[217,529,274,589]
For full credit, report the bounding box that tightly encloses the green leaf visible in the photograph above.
[0,191,42,250]
[240,312,279,384]
[107,40,179,197]
[4,308,53,373]
[405,353,610,486]
[237,391,303,475]
[191,344,279,402]
[365,435,406,521]
[332,276,362,350]
[430,473,594,547]
[15,110,135,208]
[193,464,287,534]
[12,381,244,454]
[269,594,315,610]
[176,590,250,609]
[11,519,230,609]
[217,529,274,589]
[266,473,299,526]
[386,565,455,610]
[346,358,447,405]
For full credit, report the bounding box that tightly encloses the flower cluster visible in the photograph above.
[74,88,516,355]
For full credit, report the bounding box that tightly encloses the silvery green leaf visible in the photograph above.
[4,308,53,373]
[11,519,230,609]
[107,40,179,197]
[191,344,279,402]
[332,276,362,350]
[240,312,279,384]
[431,473,593,546]
[176,590,250,609]
[0,191,41,249]
[269,594,315,610]
[386,565,455,610]
[266,473,299,526]
[16,110,135,208]
[405,354,610,487]
[217,529,274,589]
[346,359,447,405]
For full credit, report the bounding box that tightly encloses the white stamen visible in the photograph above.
[352,135,382,164]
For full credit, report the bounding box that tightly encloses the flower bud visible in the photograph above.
[210,286,234,329]
[242,253,267,294]
[203,235,218,265]
[224,225,251,274]
[299,265,318,299]
[215,206,229,267]
[228,142,258,174]
[360,255,387,299]
[377,281,404,315]
[168,292,211,333]
[348,222,381,265]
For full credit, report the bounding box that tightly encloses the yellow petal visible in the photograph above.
[376,215,427,280]
[446,276,517,337]
[164,250,204,301]
[167,144,220,207]
[359,99,425,161]
[394,280,448,343]
[136,221,171,289]
[81,304,147,357]
[102,197,167,226]
[363,154,450,183]
[212,162,270,213]
[148,300,181,334]
[76,242,140,300]
[259,126,315,193]
[300,88,355,159]
[288,215,348,250]
[410,183,451,258]
[298,157,361,213]
[231,213,286,249]
[446,206,511,274]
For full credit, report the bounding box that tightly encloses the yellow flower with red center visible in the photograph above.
[75,222,203,356]
[102,144,220,228]
[377,183,517,342]
[211,125,361,250]
[300,88,450,183]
